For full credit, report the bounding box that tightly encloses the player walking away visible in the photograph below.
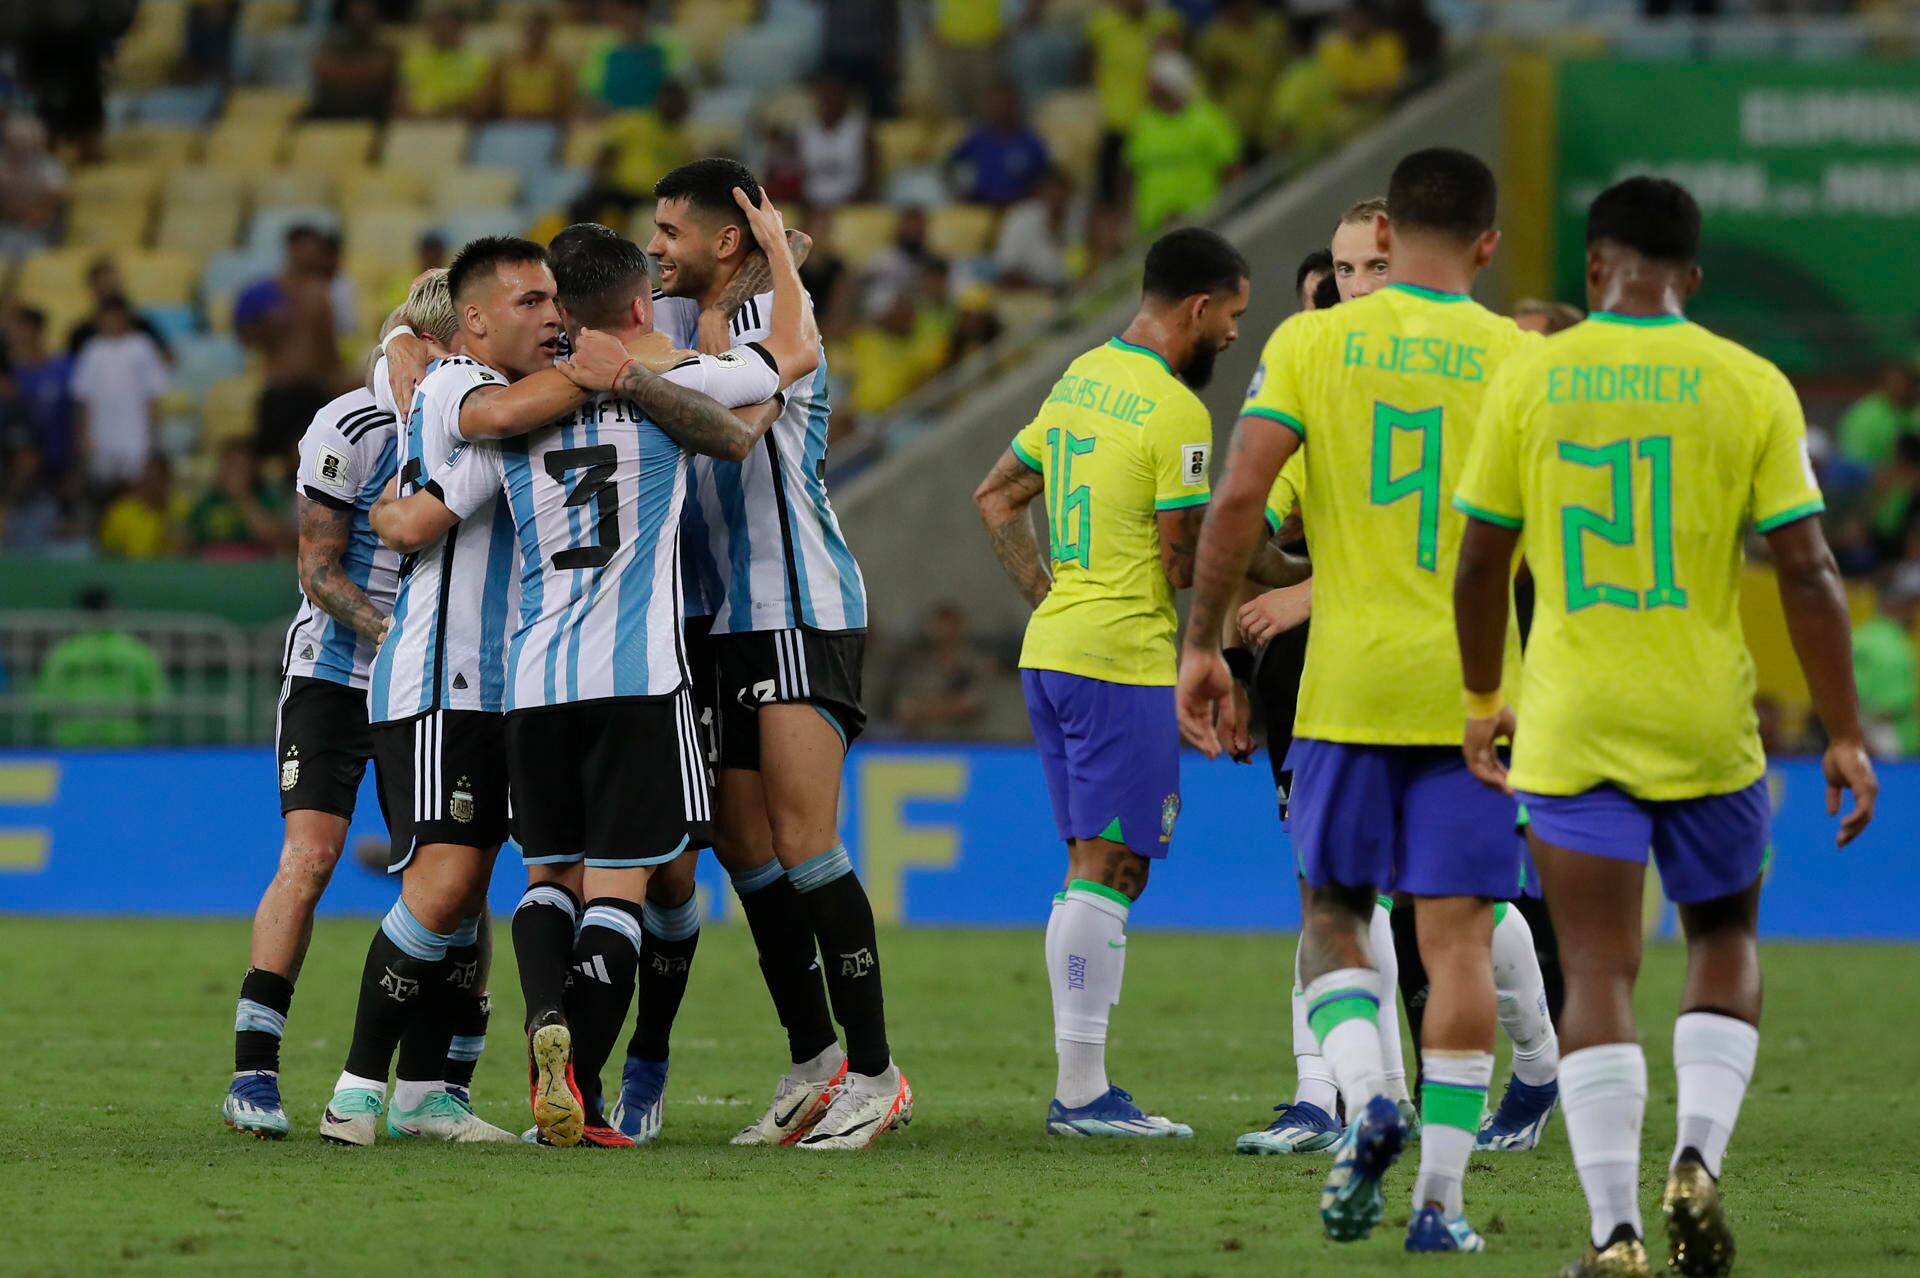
[371,208,814,1147]
[1179,149,1534,1253]
[221,273,458,1141]
[323,238,597,1147]
[973,227,1250,1139]
[1452,176,1877,1278]
[645,157,909,1151]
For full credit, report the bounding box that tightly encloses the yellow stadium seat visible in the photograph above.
[106,125,201,169]
[204,120,287,171]
[684,117,743,157]
[928,205,997,260]
[432,167,520,215]
[755,87,812,131]
[339,167,430,211]
[381,120,472,174]
[163,167,247,209]
[465,20,519,60]
[113,0,187,91]
[223,86,309,125]
[201,373,264,450]
[14,248,96,308]
[563,120,610,170]
[553,23,615,71]
[992,288,1060,331]
[344,208,432,268]
[250,169,336,209]
[287,121,377,171]
[69,163,164,208]
[64,203,153,250]
[155,199,243,254]
[669,1,754,71]
[238,0,300,36]
[119,248,202,305]
[1036,91,1101,181]
[873,120,931,179]
[830,204,898,268]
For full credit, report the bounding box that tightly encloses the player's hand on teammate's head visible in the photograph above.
[733,186,788,256]
[622,329,697,373]
[1822,739,1877,847]
[1176,647,1231,759]
[562,326,634,390]
[1461,705,1516,795]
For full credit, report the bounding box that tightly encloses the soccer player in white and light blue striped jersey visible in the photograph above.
[371,203,818,1146]
[645,159,909,1149]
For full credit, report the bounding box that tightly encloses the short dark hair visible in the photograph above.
[554,233,653,330]
[548,221,619,261]
[1386,147,1497,243]
[447,235,551,303]
[1586,176,1700,266]
[1141,227,1249,303]
[1312,272,1341,310]
[14,305,45,332]
[1295,248,1334,296]
[653,157,763,235]
[284,223,326,248]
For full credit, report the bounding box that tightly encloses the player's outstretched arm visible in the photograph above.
[973,448,1051,609]
[1768,514,1878,845]
[698,227,815,356]
[1454,515,1521,793]
[730,187,820,388]
[369,480,460,555]
[297,496,390,643]
[456,371,593,442]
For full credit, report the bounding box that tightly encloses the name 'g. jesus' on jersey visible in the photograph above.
[427,348,783,709]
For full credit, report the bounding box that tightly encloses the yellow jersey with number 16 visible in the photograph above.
[1013,337,1214,686]
[1453,314,1824,800]
[1240,283,1533,744]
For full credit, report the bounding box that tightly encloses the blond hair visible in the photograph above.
[398,268,457,345]
[1339,197,1388,226]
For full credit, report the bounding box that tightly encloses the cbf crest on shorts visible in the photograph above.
[1160,793,1181,842]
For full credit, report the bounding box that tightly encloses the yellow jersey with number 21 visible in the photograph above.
[1240,283,1533,744]
[1013,337,1214,686]
[1453,313,1823,800]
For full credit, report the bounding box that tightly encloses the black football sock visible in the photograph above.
[513,883,580,1032]
[1389,899,1430,1089]
[731,858,839,1065]
[342,901,452,1084]
[441,915,487,1089]
[628,894,702,1063]
[790,845,890,1078]
[234,968,294,1075]
[563,897,643,1115]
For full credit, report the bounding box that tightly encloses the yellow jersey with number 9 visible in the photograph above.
[1013,337,1215,685]
[1240,283,1533,743]
[1453,314,1823,799]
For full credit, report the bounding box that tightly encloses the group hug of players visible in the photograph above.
[972,148,1874,1276]
[226,156,907,1154]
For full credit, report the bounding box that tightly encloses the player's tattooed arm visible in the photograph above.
[698,228,816,353]
[614,360,775,462]
[973,449,1051,609]
[298,495,390,642]
[456,372,592,441]
[1156,506,1205,590]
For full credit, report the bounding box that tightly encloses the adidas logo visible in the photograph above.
[574,954,613,984]
[452,672,469,690]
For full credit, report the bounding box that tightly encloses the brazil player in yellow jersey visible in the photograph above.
[1178,149,1532,1252]
[1452,177,1876,1278]
[974,227,1250,1139]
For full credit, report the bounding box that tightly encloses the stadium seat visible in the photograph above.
[381,121,473,174]
[201,372,265,449]
[155,198,244,255]
[721,25,814,93]
[472,121,560,182]
[830,204,898,268]
[551,22,615,71]
[232,27,322,94]
[119,249,203,306]
[344,208,433,267]
[64,203,154,250]
[683,117,744,158]
[520,167,590,216]
[246,206,340,254]
[172,334,249,400]
[14,248,95,310]
[222,86,309,126]
[561,120,610,171]
[238,0,301,36]
[164,167,248,209]
[68,163,165,209]
[203,120,287,171]
[106,125,201,169]
[688,85,759,139]
[287,121,377,171]
[992,288,1061,332]
[432,167,521,216]
[885,167,950,209]
[339,167,431,211]
[113,0,189,91]
[250,170,336,210]
[130,83,224,126]
[1035,91,1101,182]
[671,0,756,73]
[145,304,200,346]
[928,205,998,260]
[438,209,529,250]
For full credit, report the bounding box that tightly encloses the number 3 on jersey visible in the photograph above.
[546,445,619,570]
[1370,402,1441,571]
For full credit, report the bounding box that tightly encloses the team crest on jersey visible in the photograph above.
[1245,363,1265,400]
[279,746,300,792]
[711,350,744,367]
[1160,793,1181,842]
[315,445,353,494]
[449,777,475,823]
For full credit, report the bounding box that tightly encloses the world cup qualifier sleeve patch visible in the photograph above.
[313,445,354,496]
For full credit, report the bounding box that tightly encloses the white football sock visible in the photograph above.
[1413,1050,1494,1217]
[392,1078,440,1112]
[1304,967,1387,1118]
[1054,881,1129,1107]
[1561,1044,1648,1249]
[1370,901,1409,1103]
[1672,1011,1758,1179]
[1291,935,1339,1113]
[1492,903,1560,1086]
[1045,892,1065,1041]
[793,1041,846,1085]
[333,1070,387,1100]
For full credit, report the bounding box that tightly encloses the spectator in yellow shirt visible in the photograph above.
[97,456,187,559]
[1124,52,1240,232]
[487,8,573,121]
[399,6,490,118]
[1193,0,1289,154]
[1317,1,1406,104]
[1085,0,1184,200]
[930,0,1005,116]
[602,81,695,197]
[847,291,951,418]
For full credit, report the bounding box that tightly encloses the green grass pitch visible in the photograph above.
[3,918,1915,1276]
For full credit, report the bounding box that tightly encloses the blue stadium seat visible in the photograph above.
[473,121,562,184]
[521,167,591,216]
[1005,26,1082,99]
[146,305,201,346]
[132,83,224,126]
[172,334,249,399]
[234,27,321,92]
[437,209,529,251]
[886,167,949,209]
[689,85,758,137]
[722,19,821,91]
[246,206,341,254]
[201,248,281,305]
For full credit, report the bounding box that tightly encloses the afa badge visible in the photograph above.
[1160,793,1181,842]
[449,777,475,823]
[280,746,300,792]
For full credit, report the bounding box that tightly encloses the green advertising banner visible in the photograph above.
[1556,60,1920,373]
